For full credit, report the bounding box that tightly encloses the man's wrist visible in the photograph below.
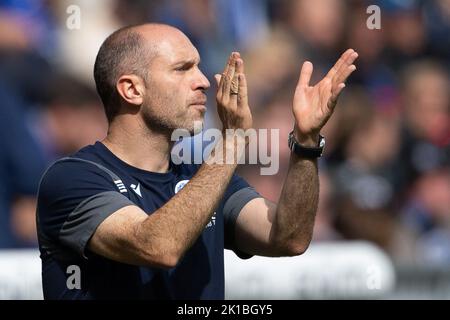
[293,129,320,148]
[289,128,325,159]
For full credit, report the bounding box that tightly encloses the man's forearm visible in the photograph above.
[272,153,319,255]
[138,135,243,262]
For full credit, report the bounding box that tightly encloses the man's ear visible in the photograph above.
[116,75,145,106]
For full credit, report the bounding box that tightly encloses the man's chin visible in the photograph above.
[184,117,205,136]
[190,104,207,113]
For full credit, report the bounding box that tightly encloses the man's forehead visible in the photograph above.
[158,40,200,64]
[137,25,200,64]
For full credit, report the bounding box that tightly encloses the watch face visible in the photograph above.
[319,136,326,148]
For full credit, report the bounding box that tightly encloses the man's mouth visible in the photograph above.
[190,98,207,106]
[189,96,207,112]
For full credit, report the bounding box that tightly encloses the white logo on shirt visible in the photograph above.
[174,180,189,194]
[114,180,127,193]
[130,183,142,197]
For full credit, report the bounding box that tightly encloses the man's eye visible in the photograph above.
[176,65,190,71]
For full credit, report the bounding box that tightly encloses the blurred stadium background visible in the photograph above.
[0,0,448,299]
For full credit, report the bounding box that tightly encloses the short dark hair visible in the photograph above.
[93,25,151,122]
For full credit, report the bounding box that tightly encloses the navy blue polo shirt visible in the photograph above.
[36,141,260,300]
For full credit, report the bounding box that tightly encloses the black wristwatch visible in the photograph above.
[288,131,325,158]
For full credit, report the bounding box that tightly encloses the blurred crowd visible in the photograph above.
[0,0,448,268]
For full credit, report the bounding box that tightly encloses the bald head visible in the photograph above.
[93,23,189,122]
[134,23,189,43]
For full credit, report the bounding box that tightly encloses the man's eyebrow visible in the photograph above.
[173,57,201,66]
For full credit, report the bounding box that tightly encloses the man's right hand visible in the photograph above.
[214,52,253,132]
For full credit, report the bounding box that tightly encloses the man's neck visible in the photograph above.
[102,116,173,173]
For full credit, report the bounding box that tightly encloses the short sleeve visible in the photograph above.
[37,158,135,258]
[222,174,262,259]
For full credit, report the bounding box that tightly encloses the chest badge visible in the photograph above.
[174,180,189,194]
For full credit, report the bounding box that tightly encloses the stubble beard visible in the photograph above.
[141,94,203,137]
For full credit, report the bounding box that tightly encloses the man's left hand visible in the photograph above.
[292,49,358,146]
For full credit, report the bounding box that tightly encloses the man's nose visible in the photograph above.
[193,70,210,91]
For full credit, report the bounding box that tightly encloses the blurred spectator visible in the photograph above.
[0,0,58,59]
[397,60,450,188]
[238,83,295,202]
[37,74,108,160]
[0,49,52,108]
[113,0,160,26]
[346,2,399,116]
[395,60,450,266]
[278,0,348,72]
[330,91,402,253]
[213,0,270,51]
[0,0,52,248]
[402,168,450,266]
[381,0,428,70]
[0,79,46,247]
[284,0,347,52]
[243,28,301,112]
[52,0,120,84]
[322,88,376,165]
[423,0,450,63]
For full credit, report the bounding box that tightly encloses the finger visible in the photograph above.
[331,51,357,97]
[232,58,244,103]
[231,59,242,93]
[219,53,233,97]
[332,60,357,96]
[330,83,346,105]
[214,74,222,87]
[237,73,249,108]
[333,52,358,85]
[235,57,244,74]
[222,52,239,77]
[325,49,354,80]
[221,53,234,77]
[230,74,239,105]
[298,61,313,88]
[215,74,224,101]
[230,61,241,106]
[335,64,357,88]
[222,53,238,99]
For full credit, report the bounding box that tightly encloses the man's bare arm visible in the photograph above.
[232,157,318,257]
[88,52,251,268]
[234,49,359,257]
